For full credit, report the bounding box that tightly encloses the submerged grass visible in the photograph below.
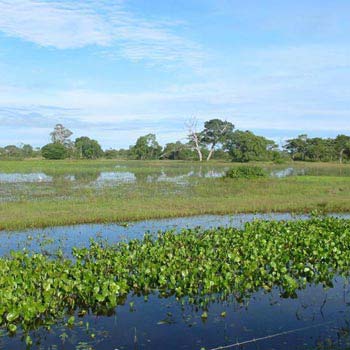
[1,160,350,231]
[1,216,350,345]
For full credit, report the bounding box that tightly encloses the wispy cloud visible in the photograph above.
[0,0,203,66]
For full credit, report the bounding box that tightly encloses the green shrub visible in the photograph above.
[41,143,68,160]
[225,165,267,179]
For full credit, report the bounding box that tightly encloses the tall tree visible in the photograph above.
[335,135,350,163]
[130,134,162,160]
[201,119,234,161]
[50,124,73,147]
[75,137,104,159]
[284,134,308,160]
[225,130,277,162]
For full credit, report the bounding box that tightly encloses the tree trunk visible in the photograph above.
[339,149,345,164]
[192,132,203,161]
[196,147,203,162]
[206,145,215,161]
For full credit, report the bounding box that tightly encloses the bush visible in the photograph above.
[41,143,68,160]
[225,165,267,179]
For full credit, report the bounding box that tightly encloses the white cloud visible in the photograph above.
[0,0,203,66]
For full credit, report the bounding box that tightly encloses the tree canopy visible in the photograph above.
[225,130,277,162]
[201,119,234,161]
[75,137,103,159]
[130,134,162,160]
[41,143,68,160]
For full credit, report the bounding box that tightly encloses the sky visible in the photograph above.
[0,0,350,149]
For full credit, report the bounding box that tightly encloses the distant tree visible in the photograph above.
[225,130,277,162]
[105,148,130,159]
[50,124,73,147]
[130,134,162,160]
[335,135,350,163]
[305,137,335,162]
[201,119,234,161]
[3,145,23,159]
[104,149,119,159]
[161,141,193,160]
[41,143,68,160]
[284,134,309,161]
[21,144,34,158]
[75,137,103,159]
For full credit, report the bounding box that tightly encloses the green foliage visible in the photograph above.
[201,119,235,160]
[75,137,103,159]
[129,134,162,160]
[104,148,129,159]
[161,142,195,160]
[225,165,267,179]
[1,217,350,339]
[41,143,68,160]
[0,144,39,160]
[284,134,350,162]
[225,130,277,162]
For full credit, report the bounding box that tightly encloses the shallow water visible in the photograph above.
[0,213,310,257]
[2,213,350,350]
[0,172,52,183]
[1,165,349,186]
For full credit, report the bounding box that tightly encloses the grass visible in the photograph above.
[1,160,350,231]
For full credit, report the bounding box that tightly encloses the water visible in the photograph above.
[0,213,310,257]
[1,165,348,186]
[0,167,228,186]
[2,278,350,349]
[0,172,52,183]
[2,213,350,349]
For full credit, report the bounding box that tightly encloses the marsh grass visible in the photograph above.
[1,160,350,231]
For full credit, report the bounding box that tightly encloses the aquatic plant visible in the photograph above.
[1,216,350,345]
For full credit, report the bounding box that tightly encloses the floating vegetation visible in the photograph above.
[1,216,350,346]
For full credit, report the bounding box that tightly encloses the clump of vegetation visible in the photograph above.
[225,165,267,179]
[1,217,350,345]
[41,142,68,160]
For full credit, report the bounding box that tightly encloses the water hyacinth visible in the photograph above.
[1,216,350,344]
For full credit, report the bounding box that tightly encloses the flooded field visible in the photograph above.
[1,161,350,204]
[1,163,350,187]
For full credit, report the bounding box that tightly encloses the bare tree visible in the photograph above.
[50,124,73,147]
[186,118,203,162]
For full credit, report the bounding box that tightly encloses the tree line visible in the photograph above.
[1,120,350,163]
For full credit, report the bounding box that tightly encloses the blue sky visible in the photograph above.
[0,0,349,149]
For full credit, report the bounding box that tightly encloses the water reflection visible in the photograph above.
[0,168,229,187]
[2,277,350,350]
[1,165,349,186]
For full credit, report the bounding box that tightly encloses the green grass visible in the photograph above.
[1,160,350,231]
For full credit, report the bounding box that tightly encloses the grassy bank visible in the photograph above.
[1,160,350,231]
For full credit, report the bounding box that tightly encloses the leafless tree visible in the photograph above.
[186,118,203,162]
[50,124,73,147]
